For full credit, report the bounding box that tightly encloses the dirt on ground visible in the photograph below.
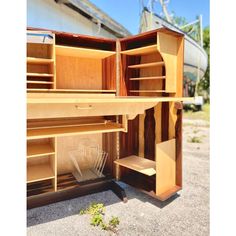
[27,118,209,236]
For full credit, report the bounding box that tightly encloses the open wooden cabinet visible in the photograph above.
[26,28,189,208]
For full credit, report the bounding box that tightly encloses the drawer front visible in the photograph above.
[27,103,150,120]
[27,31,54,44]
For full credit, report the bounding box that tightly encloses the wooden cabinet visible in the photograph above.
[26,28,188,208]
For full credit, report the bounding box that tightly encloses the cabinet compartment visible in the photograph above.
[120,30,184,95]
[27,137,57,196]
[27,31,56,91]
[27,43,53,59]
[27,155,55,183]
[27,117,125,139]
[27,138,55,158]
[55,45,116,93]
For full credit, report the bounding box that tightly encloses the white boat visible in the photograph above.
[140,8,208,96]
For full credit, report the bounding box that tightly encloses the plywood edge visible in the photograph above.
[121,44,157,55]
[55,45,115,59]
[156,185,181,201]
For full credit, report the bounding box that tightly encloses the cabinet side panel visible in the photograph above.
[102,133,117,177]
[157,33,178,92]
[102,55,116,90]
[156,139,176,195]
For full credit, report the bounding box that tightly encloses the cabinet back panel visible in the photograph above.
[56,55,102,90]
[57,134,102,174]
[27,155,51,166]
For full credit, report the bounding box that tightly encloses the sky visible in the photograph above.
[89,0,210,34]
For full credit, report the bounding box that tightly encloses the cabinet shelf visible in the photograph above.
[114,155,156,176]
[56,45,116,59]
[26,89,115,93]
[27,163,55,183]
[130,76,166,81]
[27,73,54,77]
[27,143,55,158]
[121,44,157,55]
[128,61,164,69]
[130,90,173,93]
[27,81,54,84]
[27,57,54,64]
[27,122,125,139]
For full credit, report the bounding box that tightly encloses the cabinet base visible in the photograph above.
[27,176,127,209]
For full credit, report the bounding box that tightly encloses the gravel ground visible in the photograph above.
[27,119,209,236]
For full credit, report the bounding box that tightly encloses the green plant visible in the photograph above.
[188,136,202,143]
[109,216,120,228]
[79,203,120,232]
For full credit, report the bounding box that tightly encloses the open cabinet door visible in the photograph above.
[156,138,180,201]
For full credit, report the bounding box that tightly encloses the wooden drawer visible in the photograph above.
[27,102,156,119]
[27,93,191,120]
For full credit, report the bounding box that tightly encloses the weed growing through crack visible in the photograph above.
[80,203,120,233]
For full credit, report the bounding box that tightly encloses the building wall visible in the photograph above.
[27,0,116,38]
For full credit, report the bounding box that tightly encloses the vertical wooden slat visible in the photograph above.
[54,137,57,191]
[52,34,56,89]
[161,102,169,142]
[144,108,155,160]
[175,102,183,187]
[138,113,145,157]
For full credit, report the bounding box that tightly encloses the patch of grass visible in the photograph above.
[184,103,210,121]
[188,136,202,143]
[80,203,120,233]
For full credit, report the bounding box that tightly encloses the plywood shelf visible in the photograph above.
[26,89,115,93]
[130,76,166,81]
[27,122,125,139]
[121,44,157,55]
[130,90,174,93]
[27,73,54,77]
[27,143,55,158]
[27,163,55,183]
[128,61,164,69]
[27,57,54,64]
[114,155,156,176]
[56,45,116,59]
[27,81,54,84]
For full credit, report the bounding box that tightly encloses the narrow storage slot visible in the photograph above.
[27,63,53,75]
[27,179,54,197]
[27,155,55,183]
[27,43,53,59]
[27,83,53,90]
[27,138,55,158]
[27,117,125,139]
